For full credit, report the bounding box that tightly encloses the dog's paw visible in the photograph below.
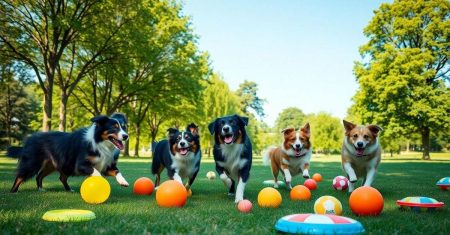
[273,183,279,188]
[303,174,310,179]
[37,188,46,192]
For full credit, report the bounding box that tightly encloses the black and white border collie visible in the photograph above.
[208,114,252,203]
[151,123,201,191]
[8,113,129,193]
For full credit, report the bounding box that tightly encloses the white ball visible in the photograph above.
[206,171,216,180]
[332,176,349,191]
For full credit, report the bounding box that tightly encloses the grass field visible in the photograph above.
[1,153,449,234]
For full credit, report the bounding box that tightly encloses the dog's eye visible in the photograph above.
[220,120,225,125]
[363,135,369,139]
[353,134,358,138]
[230,120,235,125]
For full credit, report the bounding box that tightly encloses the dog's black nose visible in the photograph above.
[357,142,364,148]
[223,126,230,133]
[123,134,129,141]
[180,142,186,147]
[295,144,301,148]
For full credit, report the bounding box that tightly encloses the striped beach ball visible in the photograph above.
[275,213,365,235]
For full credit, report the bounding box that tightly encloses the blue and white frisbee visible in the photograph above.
[436,177,450,190]
[275,213,365,235]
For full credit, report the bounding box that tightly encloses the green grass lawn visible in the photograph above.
[0,153,449,234]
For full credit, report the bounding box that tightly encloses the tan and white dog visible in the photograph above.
[264,123,312,189]
[341,120,382,192]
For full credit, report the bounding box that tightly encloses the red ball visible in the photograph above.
[156,180,187,207]
[333,176,349,191]
[349,186,384,216]
[133,177,154,195]
[237,199,253,213]
[303,179,317,190]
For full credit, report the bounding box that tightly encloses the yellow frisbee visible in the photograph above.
[42,209,96,222]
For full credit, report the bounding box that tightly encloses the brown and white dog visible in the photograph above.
[264,123,312,189]
[341,120,382,192]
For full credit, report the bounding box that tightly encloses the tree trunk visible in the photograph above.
[134,122,141,157]
[421,127,431,160]
[59,92,68,131]
[405,140,410,153]
[42,85,53,132]
[124,141,130,157]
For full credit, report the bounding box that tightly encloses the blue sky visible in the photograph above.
[182,0,390,126]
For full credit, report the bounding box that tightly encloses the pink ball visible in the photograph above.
[237,199,253,213]
[333,176,349,191]
[304,179,317,190]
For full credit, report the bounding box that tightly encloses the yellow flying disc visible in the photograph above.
[42,209,96,222]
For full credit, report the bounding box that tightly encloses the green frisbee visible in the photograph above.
[42,209,96,222]
[263,180,286,187]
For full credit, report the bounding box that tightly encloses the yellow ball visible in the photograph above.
[80,176,111,204]
[314,196,343,215]
[257,187,282,208]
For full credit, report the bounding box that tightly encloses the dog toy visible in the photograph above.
[333,176,349,191]
[133,177,154,195]
[263,179,286,187]
[314,196,343,215]
[349,186,384,216]
[303,179,317,190]
[80,176,110,204]
[42,209,96,222]
[275,214,365,235]
[257,187,282,208]
[237,199,253,213]
[436,177,450,190]
[396,196,444,213]
[290,185,311,201]
[155,180,187,207]
[312,173,322,182]
[206,171,216,180]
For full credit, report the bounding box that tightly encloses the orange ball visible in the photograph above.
[258,187,282,208]
[290,185,311,201]
[349,186,384,216]
[304,179,317,190]
[312,173,322,182]
[156,180,188,207]
[237,199,253,213]
[133,177,154,195]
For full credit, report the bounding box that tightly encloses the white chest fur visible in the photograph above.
[171,152,200,179]
[92,142,115,172]
[217,144,247,180]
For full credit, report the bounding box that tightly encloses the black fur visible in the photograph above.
[151,123,201,190]
[208,114,252,202]
[8,113,129,193]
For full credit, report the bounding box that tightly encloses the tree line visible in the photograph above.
[1,0,449,158]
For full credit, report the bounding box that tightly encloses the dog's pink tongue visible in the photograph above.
[224,136,233,144]
[180,148,188,155]
[356,148,364,156]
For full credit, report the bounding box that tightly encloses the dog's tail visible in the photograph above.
[262,146,277,166]
[7,146,23,158]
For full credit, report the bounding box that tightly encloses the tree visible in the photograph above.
[274,107,306,132]
[353,0,450,159]
[236,80,266,119]
[305,112,343,154]
[0,0,106,131]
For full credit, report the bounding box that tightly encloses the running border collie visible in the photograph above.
[8,113,129,193]
[151,123,201,191]
[208,114,252,203]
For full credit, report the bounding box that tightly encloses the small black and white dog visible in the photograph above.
[8,113,129,193]
[151,123,201,191]
[208,114,252,203]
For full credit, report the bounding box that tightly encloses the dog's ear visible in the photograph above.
[301,123,311,138]
[281,127,295,136]
[167,128,178,139]
[186,123,199,136]
[91,115,110,125]
[234,114,249,126]
[367,124,383,137]
[208,119,218,134]
[343,120,357,136]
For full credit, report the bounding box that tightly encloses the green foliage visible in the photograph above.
[274,107,306,132]
[235,80,266,119]
[352,0,450,159]
[305,112,343,154]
